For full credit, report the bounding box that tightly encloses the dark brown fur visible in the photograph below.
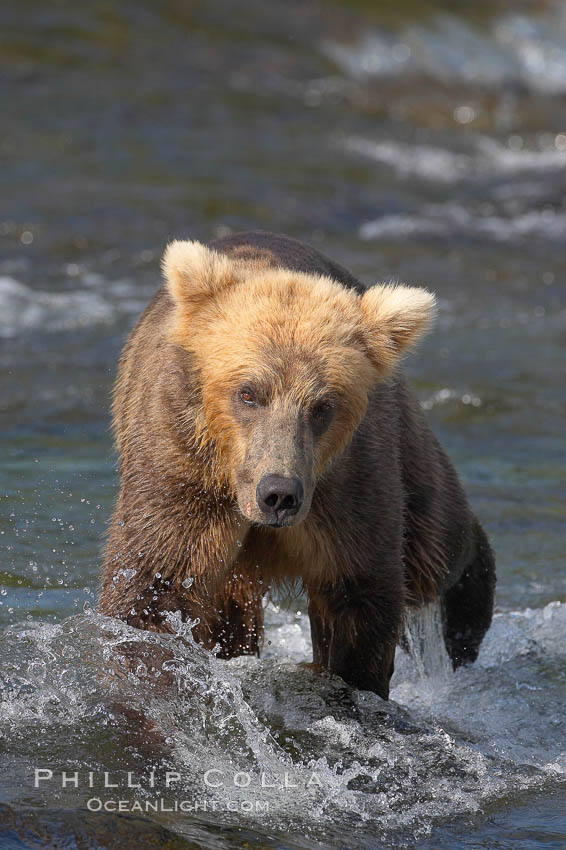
[100,231,495,698]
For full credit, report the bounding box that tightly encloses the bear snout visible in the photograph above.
[256,474,304,526]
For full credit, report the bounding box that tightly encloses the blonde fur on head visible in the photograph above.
[163,239,436,382]
[162,240,236,309]
[360,283,437,373]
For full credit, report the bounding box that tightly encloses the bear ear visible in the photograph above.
[359,283,437,374]
[162,240,236,310]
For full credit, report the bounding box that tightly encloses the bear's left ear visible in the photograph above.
[359,283,436,374]
[162,240,236,312]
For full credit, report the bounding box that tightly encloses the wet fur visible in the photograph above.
[100,231,495,698]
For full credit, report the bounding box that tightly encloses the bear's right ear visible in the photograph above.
[162,240,236,311]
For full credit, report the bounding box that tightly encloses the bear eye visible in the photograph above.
[312,401,334,421]
[239,387,258,407]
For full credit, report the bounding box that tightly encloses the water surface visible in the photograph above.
[1,1,565,847]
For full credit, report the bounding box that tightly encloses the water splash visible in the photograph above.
[0,600,563,843]
[400,602,452,683]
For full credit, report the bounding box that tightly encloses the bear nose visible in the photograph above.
[256,474,304,522]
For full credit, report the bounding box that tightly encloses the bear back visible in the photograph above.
[208,230,367,295]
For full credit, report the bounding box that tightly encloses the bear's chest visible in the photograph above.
[234,520,347,588]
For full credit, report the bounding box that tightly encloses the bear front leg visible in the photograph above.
[104,567,265,658]
[307,577,403,700]
[99,486,254,654]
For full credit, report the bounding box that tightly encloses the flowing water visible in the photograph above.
[1,1,565,847]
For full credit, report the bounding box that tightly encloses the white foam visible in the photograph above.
[360,204,566,243]
[0,275,148,337]
[324,9,566,95]
[346,136,566,184]
[0,600,563,837]
[392,601,566,773]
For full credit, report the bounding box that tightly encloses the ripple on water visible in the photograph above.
[0,275,149,338]
[324,10,566,95]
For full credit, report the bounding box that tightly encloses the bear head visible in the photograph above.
[163,240,436,528]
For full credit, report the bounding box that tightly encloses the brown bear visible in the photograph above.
[99,230,495,699]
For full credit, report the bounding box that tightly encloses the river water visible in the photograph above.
[1,1,565,847]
